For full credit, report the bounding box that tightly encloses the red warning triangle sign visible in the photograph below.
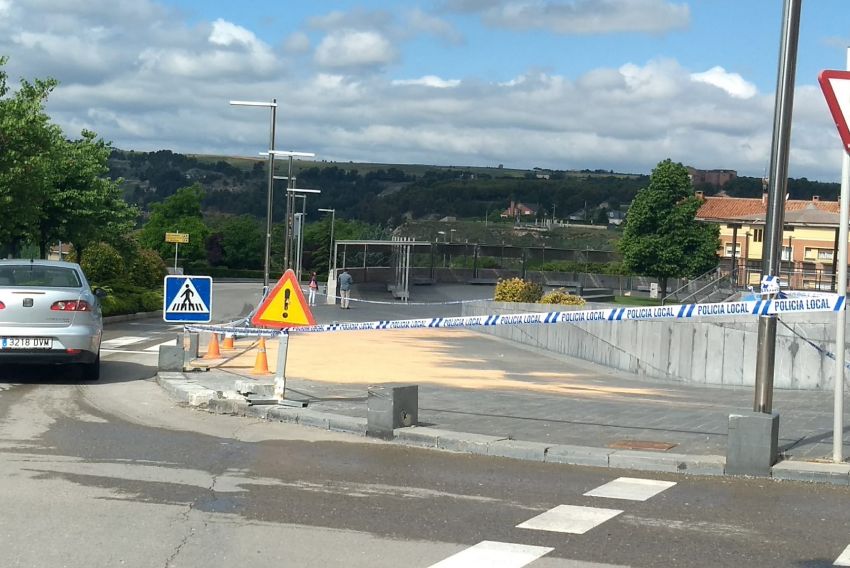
[819,70,850,152]
[251,269,316,329]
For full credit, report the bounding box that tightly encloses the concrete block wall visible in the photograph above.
[462,301,845,390]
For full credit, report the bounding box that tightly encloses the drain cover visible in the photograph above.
[607,440,677,451]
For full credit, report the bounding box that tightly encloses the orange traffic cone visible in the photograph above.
[251,337,270,374]
[222,333,234,350]
[204,333,221,359]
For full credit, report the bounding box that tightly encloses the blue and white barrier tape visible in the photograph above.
[184,293,845,337]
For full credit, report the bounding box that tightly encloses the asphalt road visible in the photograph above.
[0,282,849,567]
[1,372,850,567]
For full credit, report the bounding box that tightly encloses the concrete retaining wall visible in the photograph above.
[462,301,846,391]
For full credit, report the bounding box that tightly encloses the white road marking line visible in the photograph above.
[584,477,677,502]
[428,541,553,568]
[835,544,850,566]
[517,504,623,535]
[145,340,176,352]
[100,336,147,348]
[101,349,157,355]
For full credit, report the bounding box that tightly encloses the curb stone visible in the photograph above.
[155,372,844,485]
[771,460,850,485]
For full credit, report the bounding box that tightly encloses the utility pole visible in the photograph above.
[754,0,801,415]
[727,0,801,476]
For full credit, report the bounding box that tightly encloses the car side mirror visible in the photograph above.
[94,287,108,299]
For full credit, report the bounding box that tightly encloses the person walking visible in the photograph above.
[308,272,318,306]
[338,269,353,309]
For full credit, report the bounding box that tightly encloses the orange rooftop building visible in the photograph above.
[695,192,845,291]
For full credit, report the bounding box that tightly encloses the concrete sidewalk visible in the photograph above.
[155,317,850,486]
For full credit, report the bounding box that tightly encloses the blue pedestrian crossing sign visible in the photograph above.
[163,276,213,322]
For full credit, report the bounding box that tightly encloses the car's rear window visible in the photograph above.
[0,266,82,288]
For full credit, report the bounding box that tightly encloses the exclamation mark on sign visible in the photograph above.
[283,289,291,319]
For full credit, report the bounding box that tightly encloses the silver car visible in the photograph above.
[0,259,105,380]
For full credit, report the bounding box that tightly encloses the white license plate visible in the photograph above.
[0,337,53,350]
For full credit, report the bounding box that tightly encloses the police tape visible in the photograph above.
[183,293,845,337]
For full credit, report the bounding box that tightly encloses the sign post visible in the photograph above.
[251,269,315,404]
[819,64,850,463]
[165,232,190,272]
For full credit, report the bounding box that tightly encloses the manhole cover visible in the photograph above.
[607,440,677,451]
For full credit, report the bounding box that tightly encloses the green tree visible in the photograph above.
[0,58,137,259]
[138,184,210,264]
[0,56,60,256]
[80,242,125,283]
[38,130,138,259]
[217,215,263,269]
[618,159,719,298]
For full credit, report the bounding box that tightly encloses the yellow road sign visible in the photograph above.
[251,270,316,328]
[165,232,189,244]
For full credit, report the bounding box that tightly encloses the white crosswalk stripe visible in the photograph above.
[428,541,553,568]
[583,477,676,502]
[101,336,147,348]
[835,544,850,566]
[144,340,177,352]
[517,504,623,535]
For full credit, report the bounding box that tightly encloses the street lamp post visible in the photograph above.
[318,208,336,275]
[286,187,321,280]
[263,150,316,271]
[230,99,277,293]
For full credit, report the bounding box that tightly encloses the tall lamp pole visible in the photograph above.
[318,208,336,275]
[286,187,321,280]
[230,99,277,294]
[264,150,316,271]
[753,0,801,415]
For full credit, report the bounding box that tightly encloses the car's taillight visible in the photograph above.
[0,301,5,309]
[51,300,92,311]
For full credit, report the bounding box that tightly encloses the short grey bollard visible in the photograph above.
[158,345,184,371]
[367,384,418,440]
[726,411,779,476]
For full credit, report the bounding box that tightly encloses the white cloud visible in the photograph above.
[137,18,277,78]
[0,0,12,17]
[619,59,683,99]
[208,19,259,48]
[0,2,843,183]
[314,30,396,69]
[284,31,311,53]
[392,75,461,88]
[442,0,690,35]
[690,66,758,99]
[407,8,464,45]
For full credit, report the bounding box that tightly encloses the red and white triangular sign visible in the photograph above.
[251,269,316,329]
[819,70,850,152]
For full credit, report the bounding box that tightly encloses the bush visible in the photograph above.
[494,277,543,303]
[130,248,168,288]
[539,288,586,306]
[80,242,125,283]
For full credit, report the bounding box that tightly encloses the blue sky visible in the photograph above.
[2,1,850,181]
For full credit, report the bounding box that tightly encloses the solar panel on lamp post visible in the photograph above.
[229,99,277,295]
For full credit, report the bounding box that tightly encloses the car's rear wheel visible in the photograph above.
[81,354,100,381]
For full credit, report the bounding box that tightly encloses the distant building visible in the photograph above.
[687,167,737,188]
[501,200,536,219]
[696,192,844,290]
[607,210,626,226]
